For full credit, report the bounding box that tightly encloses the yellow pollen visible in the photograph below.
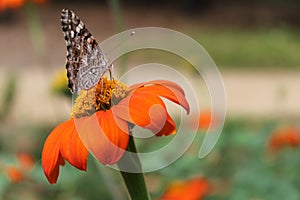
[71,77,128,118]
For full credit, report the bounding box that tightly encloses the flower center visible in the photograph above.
[71,77,128,118]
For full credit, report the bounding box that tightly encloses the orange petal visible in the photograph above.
[129,80,189,114]
[42,119,88,184]
[156,113,176,136]
[129,80,185,95]
[76,111,129,165]
[59,120,88,170]
[42,122,65,184]
[113,92,169,135]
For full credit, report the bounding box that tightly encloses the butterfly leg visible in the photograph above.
[108,64,114,80]
[100,78,104,94]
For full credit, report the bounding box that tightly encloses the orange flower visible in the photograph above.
[198,110,216,130]
[160,177,210,200]
[3,152,35,183]
[268,126,300,152]
[17,152,35,170]
[0,0,47,11]
[6,166,24,183]
[189,110,216,131]
[0,0,24,11]
[42,77,190,184]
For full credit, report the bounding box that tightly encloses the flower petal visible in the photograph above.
[76,111,129,165]
[59,120,88,170]
[156,113,176,136]
[128,80,189,114]
[42,122,65,184]
[114,80,190,136]
[128,80,185,95]
[42,119,88,184]
[113,92,171,135]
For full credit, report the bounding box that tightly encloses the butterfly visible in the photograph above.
[61,8,112,94]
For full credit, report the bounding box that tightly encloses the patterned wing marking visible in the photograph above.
[61,8,112,94]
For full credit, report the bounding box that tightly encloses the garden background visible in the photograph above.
[1,0,300,199]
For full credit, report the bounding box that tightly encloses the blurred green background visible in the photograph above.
[1,0,300,199]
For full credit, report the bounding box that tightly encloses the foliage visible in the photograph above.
[191,27,300,69]
[147,118,300,199]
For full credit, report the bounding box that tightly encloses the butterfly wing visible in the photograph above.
[61,9,110,94]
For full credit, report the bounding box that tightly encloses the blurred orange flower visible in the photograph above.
[4,152,35,184]
[191,110,216,131]
[17,152,35,170]
[160,177,210,200]
[0,0,47,11]
[198,110,214,130]
[0,0,24,10]
[268,126,300,152]
[6,166,24,183]
[42,78,190,184]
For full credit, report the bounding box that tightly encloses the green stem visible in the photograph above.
[25,2,46,58]
[117,136,150,200]
[107,0,124,32]
[0,75,16,121]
